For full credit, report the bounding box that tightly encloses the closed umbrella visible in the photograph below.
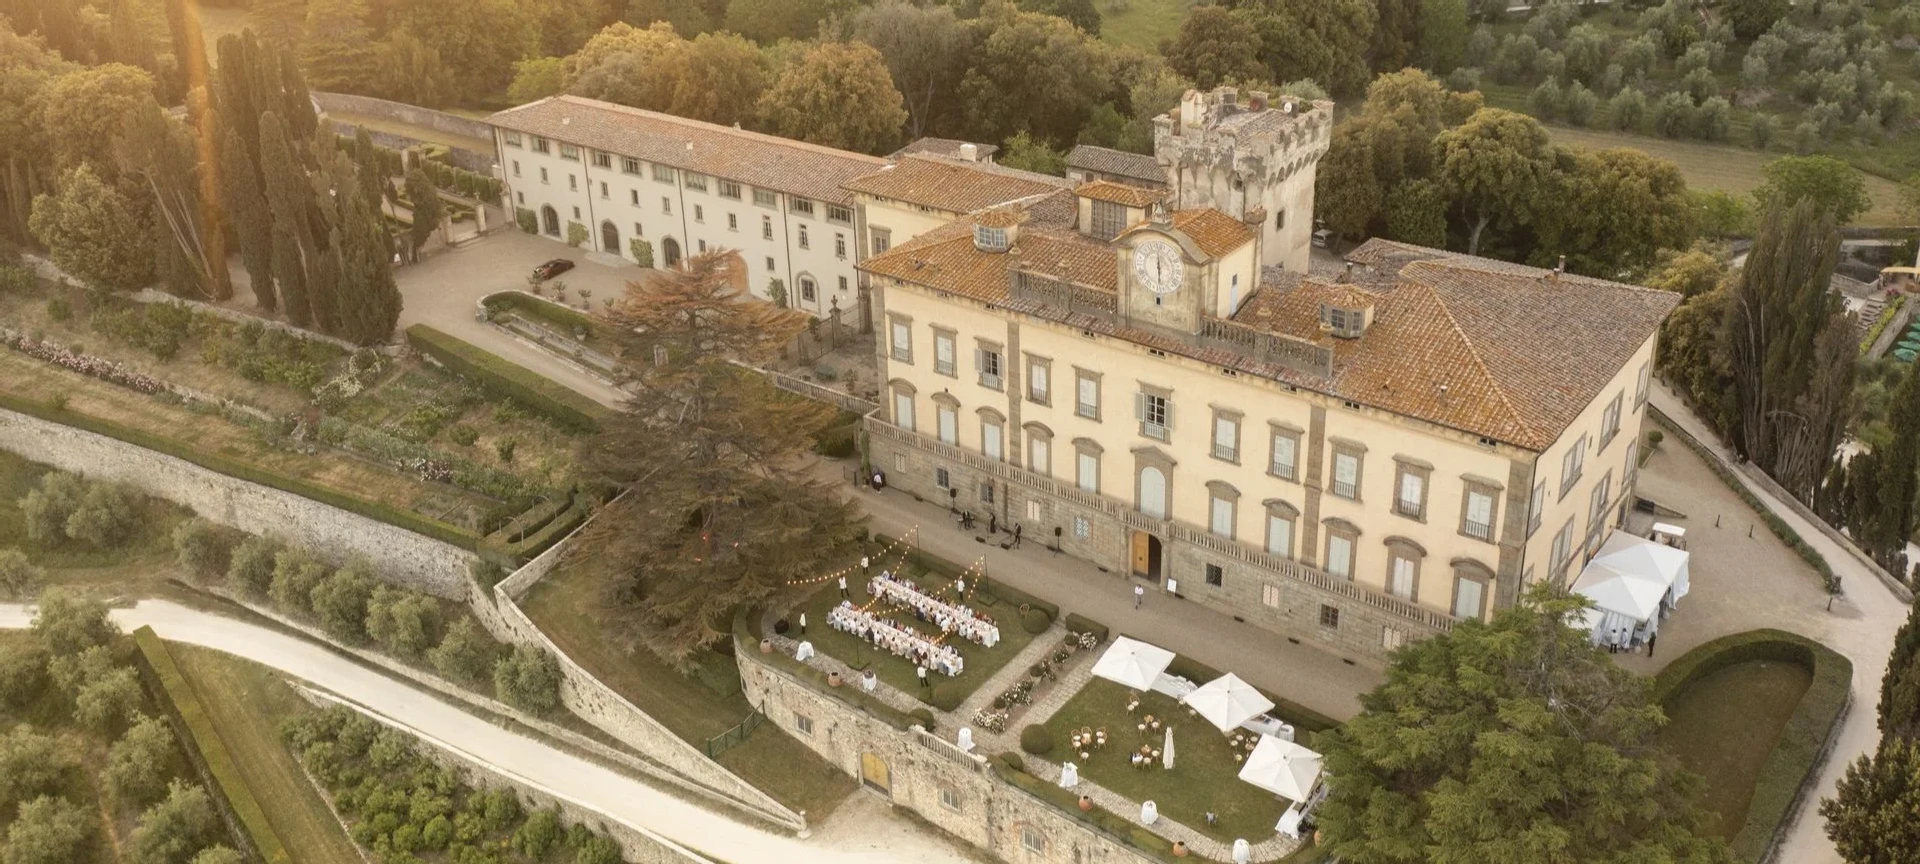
[1163,727,1175,769]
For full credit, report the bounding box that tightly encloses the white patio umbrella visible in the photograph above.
[1162,727,1175,769]
[1238,735,1323,802]
[1180,673,1276,732]
[1090,636,1177,691]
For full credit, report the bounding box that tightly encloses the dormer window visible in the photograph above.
[1320,303,1369,339]
[975,225,1009,252]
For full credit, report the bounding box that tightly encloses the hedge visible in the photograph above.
[0,393,481,550]
[1124,632,1341,735]
[1649,413,1839,592]
[482,291,599,337]
[1860,294,1907,355]
[1651,629,1852,863]
[1063,612,1108,642]
[132,627,293,864]
[404,325,611,433]
[733,608,918,730]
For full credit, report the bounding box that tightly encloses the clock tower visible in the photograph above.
[1115,206,1211,335]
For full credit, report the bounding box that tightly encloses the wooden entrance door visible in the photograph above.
[860,752,890,795]
[1131,531,1151,577]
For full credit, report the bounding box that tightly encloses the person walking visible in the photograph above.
[1013,524,1023,548]
[1134,584,1145,610]
[989,512,998,535]
[861,555,870,576]
[917,664,930,692]
[799,612,807,635]
[1646,632,1657,658]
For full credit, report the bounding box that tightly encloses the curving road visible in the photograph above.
[0,600,970,864]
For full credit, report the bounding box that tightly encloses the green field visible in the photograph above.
[170,644,364,864]
[1657,659,1812,840]
[1098,0,1192,52]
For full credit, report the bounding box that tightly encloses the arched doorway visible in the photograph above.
[540,205,559,237]
[600,220,619,255]
[662,237,682,269]
[1130,531,1163,581]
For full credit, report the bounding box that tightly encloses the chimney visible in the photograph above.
[1248,90,1269,112]
[958,143,979,162]
[1552,255,1566,281]
[1342,262,1354,282]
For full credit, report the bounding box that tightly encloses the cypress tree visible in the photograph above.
[218,126,275,311]
[404,168,442,252]
[277,48,317,143]
[1876,367,1920,568]
[271,224,309,326]
[309,227,344,336]
[1882,594,1920,741]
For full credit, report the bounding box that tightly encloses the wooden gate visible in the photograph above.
[860,752,890,795]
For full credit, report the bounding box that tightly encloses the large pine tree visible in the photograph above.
[578,252,865,664]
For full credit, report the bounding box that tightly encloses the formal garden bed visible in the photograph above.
[1652,629,1852,862]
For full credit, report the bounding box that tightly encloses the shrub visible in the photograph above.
[18,472,86,546]
[1647,429,1665,447]
[171,519,235,580]
[495,438,517,463]
[310,563,377,643]
[128,780,222,864]
[3,795,92,864]
[575,835,621,864]
[930,681,965,711]
[1063,613,1108,642]
[0,641,48,708]
[365,587,444,659]
[0,549,42,600]
[64,481,139,548]
[510,808,563,858]
[449,425,478,446]
[564,221,587,248]
[225,535,282,596]
[1021,607,1051,634]
[997,752,1023,772]
[908,707,935,730]
[1019,724,1053,755]
[493,645,562,714]
[629,238,653,268]
[268,549,330,619]
[32,589,118,656]
[430,618,497,683]
[44,297,71,321]
[103,716,176,806]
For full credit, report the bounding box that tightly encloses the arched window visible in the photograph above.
[1139,466,1167,519]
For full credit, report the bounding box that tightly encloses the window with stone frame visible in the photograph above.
[890,382,915,432]
[1264,500,1297,559]
[559,143,579,160]
[1527,480,1546,538]
[1075,439,1102,494]
[1090,199,1128,240]
[1136,386,1172,442]
[1635,361,1651,407]
[1624,441,1639,485]
[889,315,913,363]
[652,164,675,182]
[1461,478,1501,542]
[503,131,523,147]
[1452,561,1493,620]
[1391,457,1431,520]
[1075,368,1101,420]
[932,328,957,377]
[1587,469,1612,544]
[754,188,777,207]
[1269,424,1302,481]
[794,713,813,735]
[934,395,959,446]
[1026,355,1052,405]
[1384,537,1424,601]
[621,157,640,174]
[683,172,709,192]
[872,227,891,253]
[720,180,741,199]
[1599,392,1623,451]
[1560,435,1587,498]
[532,136,550,153]
[1550,518,1575,576]
[979,409,1005,461]
[1382,625,1406,651]
[1261,583,1281,608]
[1135,451,1173,520]
[976,340,1005,391]
[1205,563,1224,587]
[1319,604,1340,629]
[1330,440,1365,500]
[935,467,950,489]
[1211,409,1242,463]
[1025,424,1052,476]
[1074,516,1090,539]
[1020,826,1046,854]
[1323,520,1359,579]
[1207,481,1238,539]
[939,786,961,811]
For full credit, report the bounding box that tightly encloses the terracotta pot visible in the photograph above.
[759,639,772,654]
[1172,840,1188,857]
[1077,795,1093,812]
[828,670,843,687]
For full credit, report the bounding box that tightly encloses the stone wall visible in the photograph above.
[0,408,472,598]
[477,534,806,831]
[739,646,1169,864]
[313,92,496,169]
[301,689,716,864]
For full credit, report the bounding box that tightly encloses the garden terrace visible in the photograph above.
[1651,629,1851,862]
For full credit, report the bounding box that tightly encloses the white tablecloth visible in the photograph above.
[827,601,964,676]
[867,571,1002,647]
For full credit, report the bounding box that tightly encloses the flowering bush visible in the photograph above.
[972,708,1009,733]
[5,333,165,395]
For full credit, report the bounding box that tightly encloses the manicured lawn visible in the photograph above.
[785,558,1039,706]
[1042,677,1289,844]
[520,556,858,821]
[171,644,364,864]
[1658,659,1813,840]
[1099,0,1193,52]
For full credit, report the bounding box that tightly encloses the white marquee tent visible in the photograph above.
[1090,636,1177,691]
[1572,530,1691,648]
[1180,673,1275,732]
[1238,735,1323,802]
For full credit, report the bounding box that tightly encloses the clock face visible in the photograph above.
[1132,240,1185,296]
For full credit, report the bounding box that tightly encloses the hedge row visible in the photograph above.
[733,607,918,730]
[1063,612,1108,642]
[481,291,600,337]
[1651,629,1852,864]
[1649,414,1839,592]
[989,753,1197,863]
[1122,632,1341,735]
[131,627,293,864]
[494,492,592,559]
[0,392,481,550]
[404,325,611,434]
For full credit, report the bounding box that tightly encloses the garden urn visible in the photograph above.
[828,670,843,687]
[1078,795,1093,812]
[760,639,772,654]
[1172,841,1188,857]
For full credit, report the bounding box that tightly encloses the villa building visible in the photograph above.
[858,94,1675,662]
[486,95,886,318]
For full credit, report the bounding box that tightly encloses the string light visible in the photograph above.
[785,527,919,586]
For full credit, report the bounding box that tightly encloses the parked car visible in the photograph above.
[531,258,575,281]
[1311,229,1333,249]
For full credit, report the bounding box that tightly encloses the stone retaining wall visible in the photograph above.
[0,408,472,597]
[478,532,806,831]
[739,646,1168,864]
[313,92,495,159]
[300,688,715,864]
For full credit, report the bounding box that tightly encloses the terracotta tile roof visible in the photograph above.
[844,154,1068,214]
[975,208,1027,228]
[1066,144,1165,185]
[487,95,886,205]
[1075,179,1165,208]
[860,196,1113,304]
[1167,210,1256,259]
[891,137,999,160]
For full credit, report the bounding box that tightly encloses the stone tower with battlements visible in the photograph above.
[1154,86,1332,274]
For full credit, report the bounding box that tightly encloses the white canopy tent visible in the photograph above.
[1091,636,1177,691]
[1180,673,1276,733]
[1572,530,1691,649]
[1238,735,1323,802]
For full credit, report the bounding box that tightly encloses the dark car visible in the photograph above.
[531,258,575,281]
